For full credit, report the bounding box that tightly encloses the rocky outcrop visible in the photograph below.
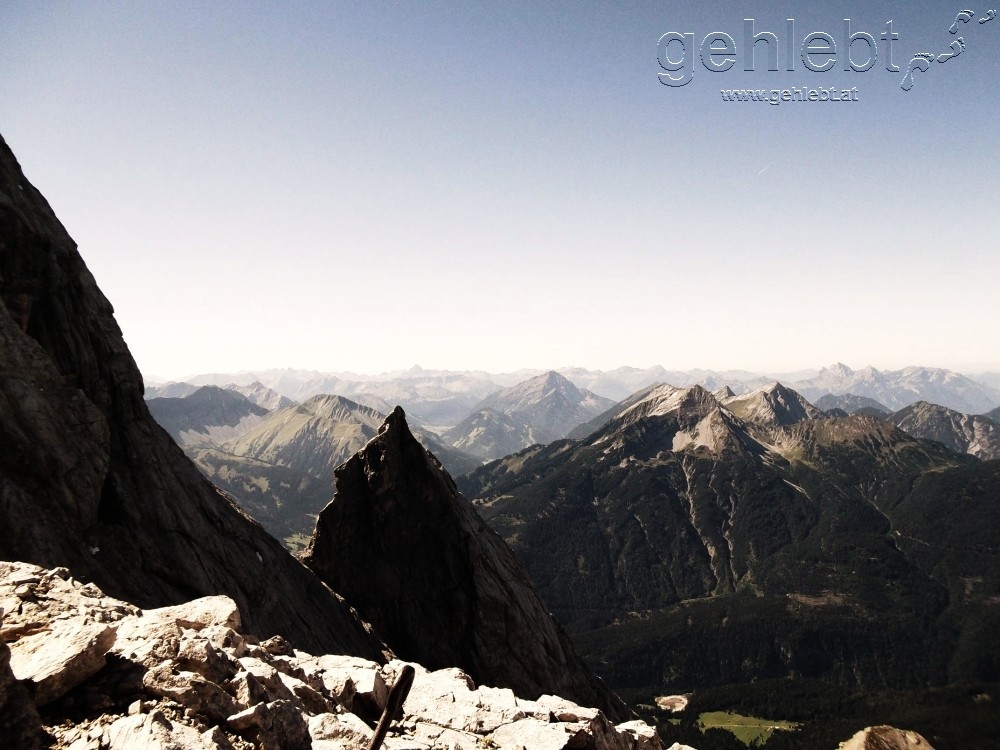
[304,407,631,722]
[2,561,659,750]
[838,725,935,749]
[0,134,383,660]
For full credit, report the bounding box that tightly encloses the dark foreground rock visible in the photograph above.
[304,407,631,722]
[1,561,660,750]
[0,607,43,749]
[0,133,383,660]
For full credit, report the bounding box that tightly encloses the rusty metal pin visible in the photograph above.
[366,664,415,750]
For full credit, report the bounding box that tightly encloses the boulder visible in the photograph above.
[102,710,220,750]
[8,620,116,705]
[383,660,549,735]
[142,665,241,723]
[309,710,374,744]
[491,718,588,750]
[839,725,935,749]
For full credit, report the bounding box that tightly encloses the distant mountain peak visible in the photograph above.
[223,381,296,411]
[299,393,386,423]
[825,362,855,377]
[722,382,821,427]
[452,371,615,459]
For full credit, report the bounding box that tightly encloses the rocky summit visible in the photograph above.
[0,561,660,750]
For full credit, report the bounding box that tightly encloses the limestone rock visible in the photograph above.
[491,718,587,750]
[8,620,116,705]
[151,596,242,632]
[312,653,389,715]
[308,710,373,744]
[102,710,220,750]
[228,699,311,749]
[142,665,241,723]
[0,562,139,642]
[383,660,548,735]
[1,562,661,750]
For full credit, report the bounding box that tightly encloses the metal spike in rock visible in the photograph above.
[366,664,415,750]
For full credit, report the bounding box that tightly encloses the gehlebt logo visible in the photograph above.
[657,8,997,99]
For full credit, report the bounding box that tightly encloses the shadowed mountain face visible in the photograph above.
[303,408,630,721]
[459,383,999,699]
[0,134,383,659]
[888,401,1000,461]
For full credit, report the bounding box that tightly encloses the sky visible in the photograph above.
[1,1,998,380]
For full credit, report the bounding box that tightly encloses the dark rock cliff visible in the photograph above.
[0,134,384,660]
[302,407,630,722]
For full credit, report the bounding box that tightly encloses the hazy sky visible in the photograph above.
[1,1,997,379]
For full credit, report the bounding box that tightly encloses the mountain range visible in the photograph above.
[151,362,1000,423]
[181,366,499,428]
[458,380,1000,726]
[791,363,1000,414]
[150,375,1000,555]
